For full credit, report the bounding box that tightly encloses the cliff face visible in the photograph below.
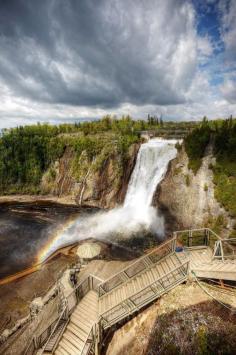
[155,144,234,234]
[35,139,236,233]
[41,143,140,209]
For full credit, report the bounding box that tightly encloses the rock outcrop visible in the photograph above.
[41,143,140,209]
[155,144,234,234]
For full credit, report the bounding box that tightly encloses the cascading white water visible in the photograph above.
[124,139,178,208]
[40,138,178,261]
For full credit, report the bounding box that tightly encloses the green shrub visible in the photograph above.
[185,174,190,186]
[184,117,211,174]
[196,326,208,355]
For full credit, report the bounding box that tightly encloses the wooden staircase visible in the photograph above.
[39,238,189,355]
[99,253,188,328]
[43,320,67,353]
[30,230,236,355]
[55,290,98,355]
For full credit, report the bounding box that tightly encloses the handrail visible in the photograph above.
[213,239,236,261]
[100,260,189,317]
[23,335,36,355]
[66,274,104,300]
[34,273,103,354]
[80,324,94,355]
[174,228,236,260]
[99,237,176,288]
[174,228,221,239]
[40,304,67,353]
[221,238,236,242]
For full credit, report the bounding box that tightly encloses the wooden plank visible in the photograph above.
[60,338,80,354]
[63,331,84,351]
[67,324,88,342]
[55,346,70,355]
[71,315,92,331]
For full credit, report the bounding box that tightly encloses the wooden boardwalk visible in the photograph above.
[38,238,189,355]
[55,291,98,355]
[181,247,236,281]
[99,253,188,329]
[35,228,236,355]
[174,228,236,281]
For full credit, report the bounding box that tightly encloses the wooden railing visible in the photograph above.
[174,228,236,262]
[31,274,103,355]
[213,239,236,261]
[23,336,37,355]
[98,238,176,297]
[100,260,189,329]
[80,323,96,355]
[39,305,68,354]
[174,228,219,249]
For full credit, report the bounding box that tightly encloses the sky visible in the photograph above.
[0,0,235,128]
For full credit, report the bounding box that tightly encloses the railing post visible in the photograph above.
[206,228,209,246]
[94,323,100,355]
[89,275,93,290]
[173,236,177,252]
[220,241,225,262]
[33,336,37,351]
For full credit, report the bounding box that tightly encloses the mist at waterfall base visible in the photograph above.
[40,139,178,261]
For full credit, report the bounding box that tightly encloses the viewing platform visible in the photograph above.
[26,228,235,355]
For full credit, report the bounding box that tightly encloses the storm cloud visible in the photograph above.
[0,0,198,106]
[0,0,235,126]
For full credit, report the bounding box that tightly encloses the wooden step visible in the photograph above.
[55,346,69,355]
[76,303,97,318]
[60,337,80,354]
[70,315,92,332]
[73,307,97,322]
[80,297,98,311]
[63,331,84,351]
[67,323,88,341]
[44,321,66,352]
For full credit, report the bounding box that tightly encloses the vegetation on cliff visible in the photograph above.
[213,118,236,220]
[148,300,236,355]
[0,117,140,195]
[184,117,236,220]
[0,116,196,196]
[184,117,211,173]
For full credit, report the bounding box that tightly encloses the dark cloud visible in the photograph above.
[0,0,198,109]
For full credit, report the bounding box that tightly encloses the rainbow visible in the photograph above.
[37,218,78,263]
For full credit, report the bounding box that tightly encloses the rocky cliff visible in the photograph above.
[156,144,235,235]
[41,143,140,209]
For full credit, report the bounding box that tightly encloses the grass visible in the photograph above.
[204,214,227,239]
[188,158,203,174]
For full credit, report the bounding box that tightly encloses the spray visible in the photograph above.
[39,138,178,261]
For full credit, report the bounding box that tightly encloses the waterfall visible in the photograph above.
[124,139,178,208]
[39,138,178,261]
